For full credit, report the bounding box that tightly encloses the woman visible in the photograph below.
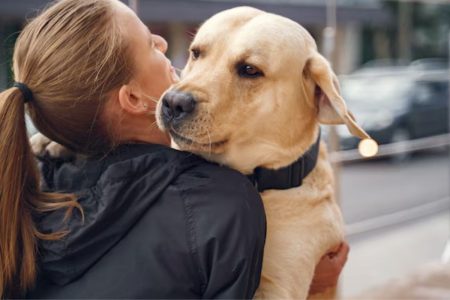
[0,0,347,298]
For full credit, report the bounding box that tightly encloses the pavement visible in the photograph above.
[339,211,450,299]
[351,262,450,300]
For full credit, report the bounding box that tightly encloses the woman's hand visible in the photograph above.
[308,241,350,295]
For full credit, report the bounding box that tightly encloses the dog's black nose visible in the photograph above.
[161,91,196,122]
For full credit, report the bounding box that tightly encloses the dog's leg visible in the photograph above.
[255,192,320,299]
[256,185,344,300]
[255,215,316,299]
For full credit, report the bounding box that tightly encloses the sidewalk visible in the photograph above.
[340,211,450,299]
[353,262,450,299]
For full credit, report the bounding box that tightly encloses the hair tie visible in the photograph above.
[13,82,33,103]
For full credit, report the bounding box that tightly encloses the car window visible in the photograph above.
[341,76,412,111]
[413,83,433,104]
[414,81,449,106]
[430,81,449,105]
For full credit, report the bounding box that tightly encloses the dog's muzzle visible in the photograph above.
[161,90,196,126]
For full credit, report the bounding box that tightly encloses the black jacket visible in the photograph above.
[27,144,266,299]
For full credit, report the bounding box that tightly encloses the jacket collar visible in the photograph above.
[247,130,321,192]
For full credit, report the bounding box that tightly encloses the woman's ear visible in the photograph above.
[118,84,148,115]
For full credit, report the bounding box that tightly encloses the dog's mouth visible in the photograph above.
[169,130,227,152]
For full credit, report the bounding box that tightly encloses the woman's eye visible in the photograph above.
[191,48,200,60]
[237,64,264,78]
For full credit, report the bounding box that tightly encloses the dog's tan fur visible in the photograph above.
[156,7,369,299]
[30,7,369,299]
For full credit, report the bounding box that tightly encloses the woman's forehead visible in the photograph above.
[114,2,151,41]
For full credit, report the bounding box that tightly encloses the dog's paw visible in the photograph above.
[45,141,74,159]
[29,133,74,159]
[30,133,52,156]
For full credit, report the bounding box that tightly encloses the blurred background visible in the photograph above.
[1,0,449,298]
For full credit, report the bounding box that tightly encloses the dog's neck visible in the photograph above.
[246,130,321,192]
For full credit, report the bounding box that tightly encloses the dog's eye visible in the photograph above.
[237,64,264,78]
[191,48,201,60]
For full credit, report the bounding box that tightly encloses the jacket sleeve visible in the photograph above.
[177,164,266,299]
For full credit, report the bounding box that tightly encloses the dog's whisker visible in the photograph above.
[146,118,158,129]
[206,129,212,156]
[173,67,183,77]
[186,30,196,39]
[142,93,160,103]
[253,137,279,148]
[205,107,213,156]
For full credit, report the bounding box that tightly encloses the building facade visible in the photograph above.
[0,0,392,89]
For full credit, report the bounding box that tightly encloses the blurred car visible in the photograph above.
[409,58,448,71]
[355,58,448,73]
[334,69,449,152]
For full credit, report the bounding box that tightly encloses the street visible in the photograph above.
[337,150,450,298]
[340,150,450,236]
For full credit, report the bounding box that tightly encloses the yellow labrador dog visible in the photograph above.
[156,7,369,300]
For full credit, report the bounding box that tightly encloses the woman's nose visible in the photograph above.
[153,34,168,54]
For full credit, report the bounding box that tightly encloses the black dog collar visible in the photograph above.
[247,130,321,192]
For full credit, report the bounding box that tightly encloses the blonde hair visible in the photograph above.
[0,0,133,297]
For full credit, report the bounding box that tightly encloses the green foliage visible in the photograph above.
[362,1,449,63]
[411,2,450,59]
[0,22,21,89]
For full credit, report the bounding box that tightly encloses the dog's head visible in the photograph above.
[156,7,368,173]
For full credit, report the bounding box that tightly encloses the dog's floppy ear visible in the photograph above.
[303,52,369,140]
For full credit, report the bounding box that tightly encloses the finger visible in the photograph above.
[328,241,350,259]
[332,241,350,262]
[327,242,343,255]
[30,133,51,156]
[341,241,350,255]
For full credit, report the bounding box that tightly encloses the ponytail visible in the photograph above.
[0,87,81,297]
[1,0,135,295]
